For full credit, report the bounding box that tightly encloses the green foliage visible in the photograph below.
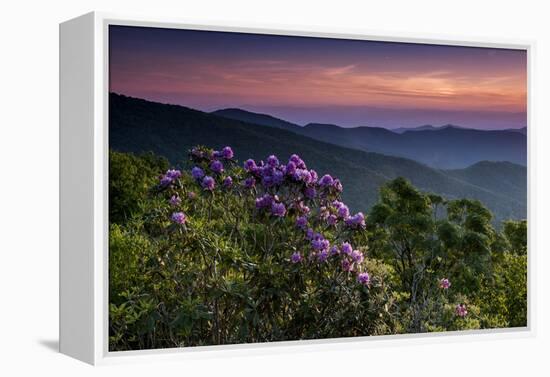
[503,220,528,255]
[109,150,528,350]
[109,150,169,223]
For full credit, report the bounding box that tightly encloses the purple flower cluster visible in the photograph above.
[191,166,205,180]
[255,193,286,217]
[351,249,364,264]
[243,153,352,230]
[295,215,308,229]
[341,242,353,255]
[439,278,451,290]
[159,169,182,187]
[169,195,181,206]
[223,176,233,188]
[455,304,468,317]
[221,146,234,159]
[171,211,187,225]
[333,201,350,219]
[337,241,366,274]
[311,233,330,253]
[189,146,236,192]
[210,160,224,174]
[318,174,334,187]
[244,177,256,189]
[244,159,257,172]
[299,233,368,281]
[271,202,286,217]
[240,154,315,198]
[327,214,338,226]
[201,176,215,191]
[345,212,366,229]
[317,249,329,263]
[357,272,370,286]
[291,251,303,264]
[166,169,182,180]
[255,194,273,209]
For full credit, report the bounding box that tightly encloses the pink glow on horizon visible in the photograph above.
[109,27,527,128]
[111,58,526,113]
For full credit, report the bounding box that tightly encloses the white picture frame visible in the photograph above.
[59,11,535,365]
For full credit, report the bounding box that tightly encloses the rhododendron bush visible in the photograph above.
[108,146,527,351]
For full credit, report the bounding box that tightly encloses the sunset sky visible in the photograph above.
[109,25,527,129]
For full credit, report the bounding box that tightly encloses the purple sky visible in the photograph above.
[109,25,527,129]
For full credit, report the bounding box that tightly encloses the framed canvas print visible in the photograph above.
[60,12,532,365]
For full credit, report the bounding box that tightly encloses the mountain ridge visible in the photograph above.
[213,107,526,169]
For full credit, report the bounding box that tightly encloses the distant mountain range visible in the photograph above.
[213,108,526,169]
[110,93,526,224]
[391,124,467,133]
[392,124,527,135]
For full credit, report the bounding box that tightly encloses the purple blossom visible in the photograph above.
[171,211,187,225]
[267,155,279,167]
[294,169,313,184]
[289,154,306,169]
[337,204,350,219]
[317,249,329,263]
[165,169,182,180]
[244,159,257,172]
[319,174,334,187]
[345,212,366,228]
[311,235,330,252]
[221,146,234,159]
[261,166,283,187]
[159,175,173,186]
[351,250,364,264]
[332,179,343,192]
[309,170,318,182]
[191,166,205,180]
[190,147,204,159]
[244,177,256,189]
[223,176,233,188]
[327,214,338,226]
[305,228,315,240]
[271,202,286,217]
[169,195,181,206]
[272,170,284,185]
[291,251,303,264]
[210,160,224,174]
[330,245,340,255]
[255,194,273,209]
[262,174,274,187]
[201,176,215,191]
[295,216,308,229]
[341,242,353,255]
[304,186,317,200]
[332,200,345,210]
[285,161,297,176]
[188,191,196,200]
[439,278,451,289]
[341,258,354,272]
[455,304,468,317]
[357,272,370,285]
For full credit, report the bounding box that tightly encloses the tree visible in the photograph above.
[368,179,497,332]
